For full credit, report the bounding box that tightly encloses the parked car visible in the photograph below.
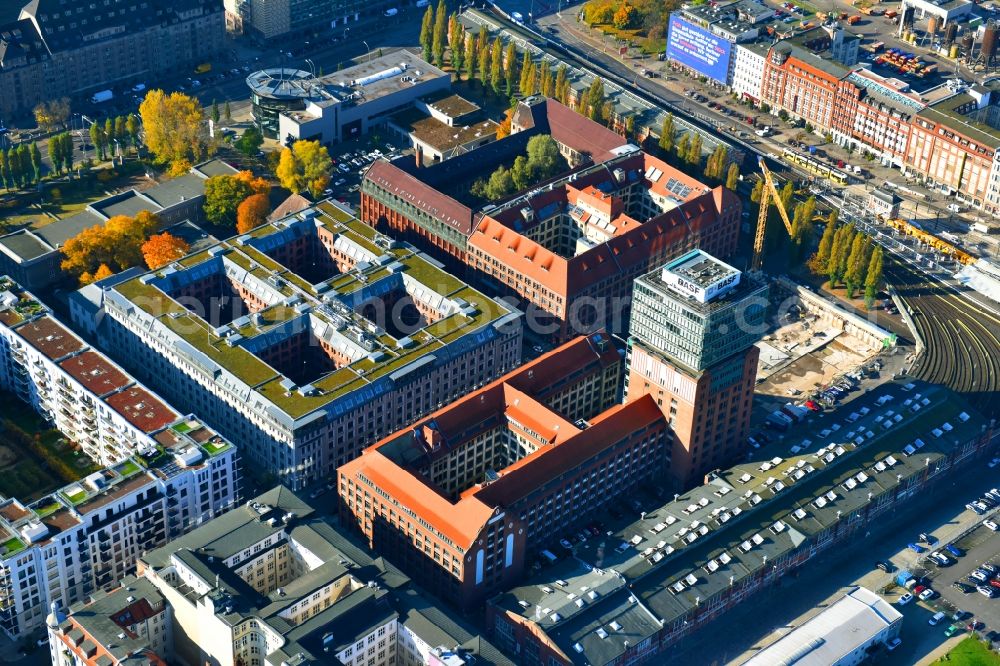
[946,544,964,558]
[978,586,998,598]
[876,560,894,572]
[945,623,964,637]
[929,611,946,626]
[919,533,937,544]
[985,520,999,531]
[897,592,914,605]
[919,588,937,601]
[886,637,902,651]
[954,582,975,594]
[908,543,926,553]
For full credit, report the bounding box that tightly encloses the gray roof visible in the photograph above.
[192,159,239,179]
[492,382,985,664]
[34,210,104,248]
[141,174,210,208]
[63,575,167,663]
[96,192,161,220]
[0,230,53,261]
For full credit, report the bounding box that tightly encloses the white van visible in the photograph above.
[383,7,399,16]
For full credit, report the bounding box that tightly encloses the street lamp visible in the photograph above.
[362,40,372,63]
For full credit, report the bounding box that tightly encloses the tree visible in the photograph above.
[139,89,209,169]
[554,65,569,105]
[93,264,114,281]
[496,109,513,139]
[0,149,9,190]
[827,223,855,285]
[789,195,816,261]
[29,142,42,183]
[211,99,220,125]
[276,140,332,198]
[675,133,690,164]
[749,178,763,204]
[464,35,476,82]
[704,145,725,181]
[48,135,62,174]
[624,115,635,141]
[61,212,161,282]
[452,23,465,75]
[224,101,232,122]
[432,0,448,67]
[105,117,115,144]
[33,98,71,132]
[519,50,533,93]
[236,193,271,234]
[125,115,141,151]
[235,126,264,157]
[15,145,30,187]
[114,116,127,149]
[472,164,516,201]
[809,215,837,274]
[539,60,553,97]
[142,232,190,270]
[90,123,107,161]
[420,5,435,63]
[586,77,606,122]
[504,42,518,97]
[613,3,638,29]
[525,134,567,179]
[863,246,884,309]
[489,39,503,95]
[843,232,867,298]
[725,163,740,191]
[203,170,269,225]
[685,132,703,167]
[659,113,676,154]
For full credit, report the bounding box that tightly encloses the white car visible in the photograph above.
[984,520,999,532]
[897,592,914,605]
[919,588,936,601]
[929,612,945,626]
[947,203,963,213]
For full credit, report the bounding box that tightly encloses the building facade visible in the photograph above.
[339,332,672,610]
[731,42,769,104]
[626,251,767,489]
[86,202,521,489]
[50,486,513,666]
[0,0,225,119]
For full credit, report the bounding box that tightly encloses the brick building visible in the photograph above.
[831,69,923,167]
[625,251,768,489]
[338,332,672,610]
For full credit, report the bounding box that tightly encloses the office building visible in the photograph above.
[0,159,236,291]
[488,384,992,665]
[87,201,521,489]
[739,587,902,666]
[246,53,450,142]
[0,0,224,119]
[364,97,741,340]
[47,486,514,666]
[626,251,767,489]
[339,332,672,610]
[224,0,377,41]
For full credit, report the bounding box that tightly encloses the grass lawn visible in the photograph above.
[1,537,25,556]
[934,638,1000,665]
[115,460,141,477]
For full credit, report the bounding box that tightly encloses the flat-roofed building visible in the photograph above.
[87,202,521,489]
[739,587,902,666]
[488,383,992,665]
[65,486,514,666]
[339,332,673,610]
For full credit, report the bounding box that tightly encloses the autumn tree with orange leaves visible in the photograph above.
[138,90,211,170]
[236,193,271,234]
[61,211,160,284]
[203,170,270,226]
[275,140,331,199]
[142,232,190,269]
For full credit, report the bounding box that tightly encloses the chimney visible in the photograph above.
[421,423,442,450]
[415,144,423,168]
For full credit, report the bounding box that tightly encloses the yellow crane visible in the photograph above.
[752,156,795,271]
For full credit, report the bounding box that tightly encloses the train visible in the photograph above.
[879,217,977,265]
[781,148,851,185]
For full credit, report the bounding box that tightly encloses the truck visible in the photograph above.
[847,14,862,24]
[972,222,997,234]
[90,89,113,104]
[131,83,146,93]
[194,62,212,74]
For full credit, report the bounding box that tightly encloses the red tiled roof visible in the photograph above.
[542,99,627,164]
[366,160,474,235]
[14,316,84,360]
[59,350,131,397]
[104,387,177,433]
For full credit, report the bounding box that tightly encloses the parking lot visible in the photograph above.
[921,525,1000,635]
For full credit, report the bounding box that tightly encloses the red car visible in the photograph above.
[914,585,927,595]
[989,579,1000,590]
[805,400,821,412]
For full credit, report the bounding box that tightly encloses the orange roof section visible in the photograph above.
[341,333,665,549]
[14,315,84,360]
[59,350,132,397]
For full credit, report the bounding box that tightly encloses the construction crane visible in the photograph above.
[752,156,795,272]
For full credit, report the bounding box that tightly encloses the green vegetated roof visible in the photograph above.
[111,203,513,419]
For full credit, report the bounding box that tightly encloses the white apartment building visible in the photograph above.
[0,276,241,639]
[97,486,514,666]
[84,204,522,489]
[731,42,769,104]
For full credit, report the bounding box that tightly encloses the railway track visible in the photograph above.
[887,258,1000,420]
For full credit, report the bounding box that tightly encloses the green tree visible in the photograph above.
[58,133,73,172]
[15,144,30,187]
[675,133,690,164]
[204,175,254,225]
[115,116,127,148]
[511,155,531,191]
[0,148,9,190]
[90,123,106,161]
[432,0,448,67]
[212,99,221,124]
[105,117,115,143]
[504,42,517,97]
[48,135,63,174]
[235,126,264,157]
[554,65,569,105]
[863,246,884,309]
[750,178,763,204]
[224,101,232,122]
[725,162,740,190]
[276,140,333,198]
[420,5,435,63]
[519,50,533,93]
[126,115,141,151]
[452,23,465,75]
[489,39,503,95]
[659,114,676,154]
[843,232,868,298]
[790,195,816,256]
[827,223,855,285]
[624,115,635,141]
[586,77,606,122]
[29,142,42,183]
[464,32,476,82]
[477,39,490,87]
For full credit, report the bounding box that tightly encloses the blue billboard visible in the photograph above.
[665,16,732,84]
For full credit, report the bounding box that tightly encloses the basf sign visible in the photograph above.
[665,16,732,84]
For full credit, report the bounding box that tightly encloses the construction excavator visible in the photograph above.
[752,157,794,272]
